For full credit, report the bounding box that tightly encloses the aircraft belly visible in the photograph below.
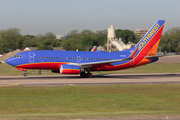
[16,62,63,70]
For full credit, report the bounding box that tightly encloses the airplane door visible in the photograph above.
[29,52,34,62]
[77,56,81,62]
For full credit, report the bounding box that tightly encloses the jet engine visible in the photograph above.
[60,64,80,74]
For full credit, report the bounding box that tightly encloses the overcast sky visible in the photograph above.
[0,0,180,35]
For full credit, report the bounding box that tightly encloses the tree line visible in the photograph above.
[0,27,180,54]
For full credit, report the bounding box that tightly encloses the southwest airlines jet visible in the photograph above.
[6,20,165,78]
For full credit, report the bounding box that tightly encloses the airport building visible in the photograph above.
[56,35,67,39]
[134,29,149,37]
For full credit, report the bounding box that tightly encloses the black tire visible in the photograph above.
[80,72,87,78]
[23,73,28,77]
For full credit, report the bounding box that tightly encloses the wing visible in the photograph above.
[79,47,138,69]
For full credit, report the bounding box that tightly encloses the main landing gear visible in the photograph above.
[80,72,92,78]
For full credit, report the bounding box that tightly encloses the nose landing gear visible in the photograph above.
[23,72,28,77]
[17,68,28,77]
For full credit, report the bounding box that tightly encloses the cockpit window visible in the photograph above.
[14,55,23,58]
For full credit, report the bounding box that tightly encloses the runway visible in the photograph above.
[0,73,180,86]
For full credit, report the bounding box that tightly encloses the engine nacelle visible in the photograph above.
[60,64,80,74]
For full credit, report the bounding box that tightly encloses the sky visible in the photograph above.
[0,0,180,35]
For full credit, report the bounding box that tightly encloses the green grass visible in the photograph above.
[1,63,180,76]
[0,84,180,119]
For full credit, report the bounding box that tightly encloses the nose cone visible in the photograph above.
[6,57,15,66]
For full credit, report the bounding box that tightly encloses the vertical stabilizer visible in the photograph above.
[135,20,165,56]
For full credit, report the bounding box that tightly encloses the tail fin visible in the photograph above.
[91,45,97,52]
[135,20,165,56]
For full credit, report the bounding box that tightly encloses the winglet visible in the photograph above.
[127,47,138,59]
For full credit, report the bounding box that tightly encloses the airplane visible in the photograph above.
[6,20,165,78]
[91,45,97,52]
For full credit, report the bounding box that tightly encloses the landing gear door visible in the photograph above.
[29,52,34,62]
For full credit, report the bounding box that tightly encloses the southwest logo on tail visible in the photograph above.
[6,20,165,77]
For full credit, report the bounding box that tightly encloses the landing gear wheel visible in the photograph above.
[80,72,87,78]
[23,73,28,77]
[87,73,92,78]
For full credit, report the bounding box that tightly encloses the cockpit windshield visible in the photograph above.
[14,55,23,58]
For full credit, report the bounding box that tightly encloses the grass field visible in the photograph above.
[0,62,180,119]
[0,84,180,119]
[1,63,180,76]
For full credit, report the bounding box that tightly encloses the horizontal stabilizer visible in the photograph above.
[145,53,176,59]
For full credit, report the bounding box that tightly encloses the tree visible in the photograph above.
[22,37,38,49]
[116,29,136,44]
[0,37,3,54]
[62,38,84,51]
[160,27,180,52]
[93,30,107,46]
[175,45,180,52]
[81,29,93,37]
[81,36,95,48]
[0,28,23,53]
[38,39,53,50]
[44,32,56,39]
[24,35,35,39]
[67,30,79,38]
